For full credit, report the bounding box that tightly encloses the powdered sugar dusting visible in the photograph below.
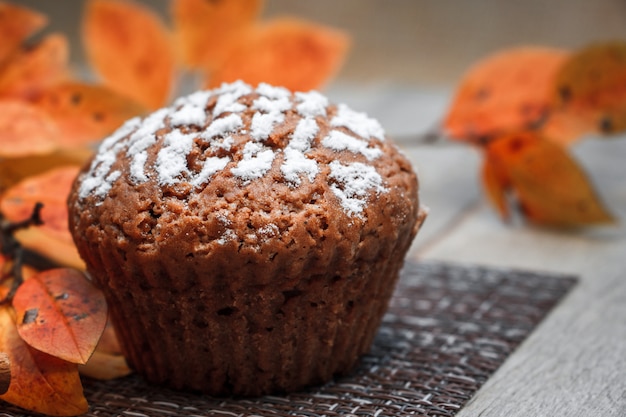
[78,82,393,218]
[281,118,319,185]
[231,142,276,181]
[328,160,387,215]
[156,130,196,185]
[322,130,382,161]
[256,83,290,99]
[250,111,285,142]
[331,103,385,140]
[295,91,328,117]
[201,113,243,140]
[170,103,207,126]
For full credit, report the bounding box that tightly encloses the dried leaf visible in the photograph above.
[0,352,9,395]
[550,40,626,137]
[0,166,84,268]
[207,17,350,92]
[0,33,70,100]
[0,99,59,158]
[34,82,146,147]
[79,350,131,381]
[485,131,615,226]
[172,0,263,70]
[0,148,92,195]
[12,268,107,364]
[82,0,176,109]
[0,2,47,65]
[444,47,569,143]
[481,157,510,221]
[0,306,88,416]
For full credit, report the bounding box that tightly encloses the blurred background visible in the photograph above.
[18,0,626,86]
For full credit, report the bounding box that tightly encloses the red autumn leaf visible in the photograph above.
[0,306,88,416]
[0,2,47,65]
[0,99,59,158]
[444,46,570,143]
[82,0,176,109]
[0,166,84,268]
[547,40,626,139]
[207,17,350,92]
[172,0,264,71]
[12,268,107,365]
[34,82,146,147]
[0,33,70,101]
[484,131,614,227]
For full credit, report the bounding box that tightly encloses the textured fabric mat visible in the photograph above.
[2,261,576,417]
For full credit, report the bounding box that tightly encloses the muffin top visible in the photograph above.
[69,81,421,260]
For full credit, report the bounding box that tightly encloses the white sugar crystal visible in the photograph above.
[322,130,382,160]
[201,113,243,141]
[290,117,318,151]
[252,96,292,113]
[250,111,285,141]
[256,83,290,99]
[99,117,140,153]
[130,152,149,183]
[156,130,196,185]
[231,142,275,181]
[178,90,212,108]
[93,170,121,198]
[191,156,230,187]
[213,82,252,116]
[295,91,328,117]
[170,103,207,126]
[328,161,387,215]
[280,118,319,185]
[331,103,385,140]
[281,147,318,185]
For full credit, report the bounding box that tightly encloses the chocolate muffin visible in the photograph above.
[68,81,427,396]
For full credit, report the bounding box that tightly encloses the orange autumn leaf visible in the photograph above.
[0,352,8,395]
[82,0,176,110]
[0,148,92,195]
[78,318,131,380]
[0,100,59,158]
[172,0,264,71]
[484,131,614,227]
[0,33,70,100]
[34,82,146,147]
[12,268,107,364]
[0,306,88,416]
[481,156,510,221]
[549,40,626,137]
[207,17,350,92]
[444,46,570,143]
[0,2,47,65]
[0,166,84,268]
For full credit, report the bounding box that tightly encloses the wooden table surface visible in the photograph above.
[328,83,626,417]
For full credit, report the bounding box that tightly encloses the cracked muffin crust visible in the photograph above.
[68,81,427,396]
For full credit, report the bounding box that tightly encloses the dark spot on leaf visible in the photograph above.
[559,85,572,103]
[474,87,490,102]
[73,313,88,321]
[23,308,39,325]
[599,117,614,134]
[71,93,82,105]
[508,137,525,153]
[93,112,105,122]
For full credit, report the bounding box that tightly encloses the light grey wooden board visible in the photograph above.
[333,84,626,416]
[411,138,626,416]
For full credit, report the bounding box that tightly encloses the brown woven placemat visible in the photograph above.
[2,261,576,417]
